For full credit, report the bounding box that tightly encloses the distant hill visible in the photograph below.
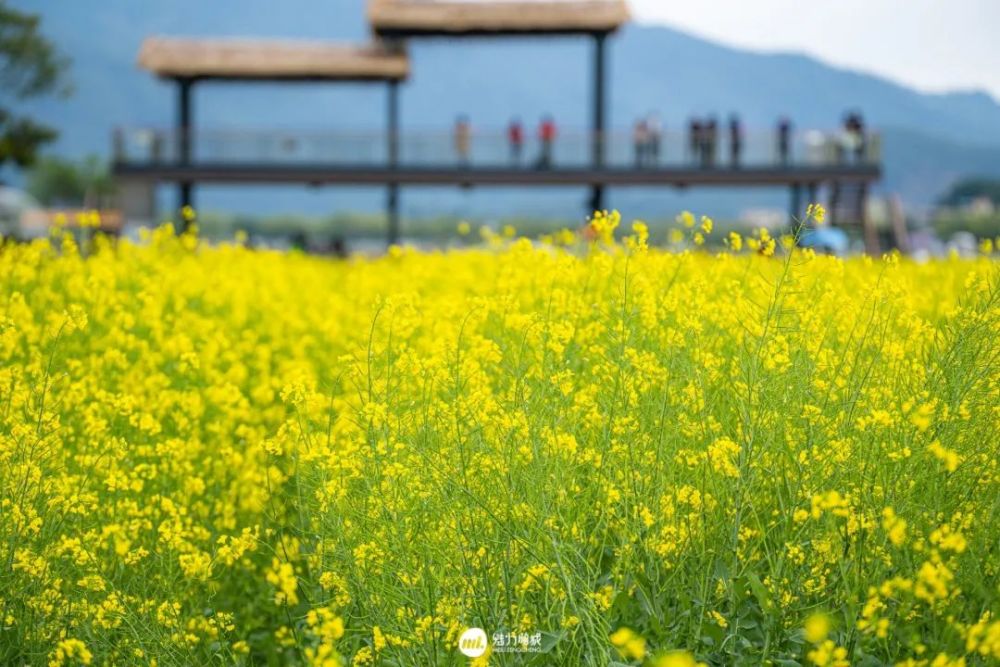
[14,0,1000,219]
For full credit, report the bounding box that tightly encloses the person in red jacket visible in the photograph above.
[538,115,557,169]
[508,117,524,165]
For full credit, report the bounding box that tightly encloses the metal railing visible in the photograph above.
[113,127,881,170]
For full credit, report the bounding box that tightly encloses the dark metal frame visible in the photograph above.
[169,74,404,232]
[590,32,607,212]
[177,78,193,214]
[387,80,400,244]
[368,23,616,218]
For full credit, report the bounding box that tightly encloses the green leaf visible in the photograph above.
[746,571,772,612]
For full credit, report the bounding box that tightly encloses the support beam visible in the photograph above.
[828,181,841,227]
[589,32,607,213]
[386,79,401,246]
[790,183,802,228]
[588,185,605,215]
[179,183,193,221]
[387,185,400,246]
[177,78,194,225]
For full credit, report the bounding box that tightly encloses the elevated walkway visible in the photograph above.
[121,0,884,250]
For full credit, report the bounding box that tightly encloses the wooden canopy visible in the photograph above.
[367,0,630,36]
[138,37,410,81]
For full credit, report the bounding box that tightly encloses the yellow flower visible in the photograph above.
[915,559,955,603]
[373,626,387,651]
[928,440,962,473]
[804,612,832,643]
[178,551,213,581]
[808,203,827,225]
[610,627,646,660]
[652,650,706,667]
[589,209,621,244]
[882,508,908,547]
[49,639,93,666]
[707,437,741,478]
[930,525,967,553]
[808,640,848,667]
[266,558,299,606]
[966,613,1000,658]
[628,220,650,252]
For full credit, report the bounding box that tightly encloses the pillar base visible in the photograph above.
[387,184,400,247]
[588,186,605,215]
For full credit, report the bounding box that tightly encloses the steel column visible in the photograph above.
[589,32,607,213]
[829,181,841,227]
[790,183,802,228]
[177,78,194,224]
[387,79,400,246]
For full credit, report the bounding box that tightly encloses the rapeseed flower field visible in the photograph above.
[1,212,998,666]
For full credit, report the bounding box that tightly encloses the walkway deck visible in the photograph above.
[112,127,881,245]
[114,127,880,182]
[114,163,879,188]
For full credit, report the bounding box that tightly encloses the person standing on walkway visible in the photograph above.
[688,117,701,165]
[538,115,557,169]
[729,114,743,168]
[455,115,471,166]
[633,117,649,167]
[777,116,792,166]
[704,116,718,168]
[508,117,524,165]
[847,112,867,162]
[647,112,662,165]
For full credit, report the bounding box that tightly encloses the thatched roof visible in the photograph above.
[138,37,409,81]
[368,0,630,36]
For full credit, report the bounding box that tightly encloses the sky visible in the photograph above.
[629,0,1000,101]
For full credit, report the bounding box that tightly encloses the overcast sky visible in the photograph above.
[629,0,1000,100]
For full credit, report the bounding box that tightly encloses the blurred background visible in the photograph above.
[3,0,1000,255]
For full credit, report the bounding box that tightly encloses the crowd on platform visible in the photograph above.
[454,116,558,168]
[451,112,869,169]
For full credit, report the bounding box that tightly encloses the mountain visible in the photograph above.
[12,0,1000,220]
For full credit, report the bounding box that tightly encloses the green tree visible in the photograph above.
[27,155,116,208]
[937,178,1000,207]
[0,1,70,168]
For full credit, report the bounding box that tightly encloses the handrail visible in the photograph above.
[112,126,882,170]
